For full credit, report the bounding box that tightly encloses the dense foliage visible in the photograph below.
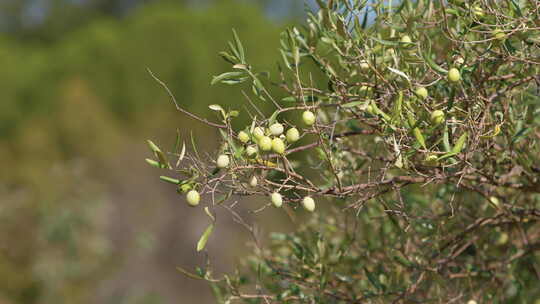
[148,0,540,303]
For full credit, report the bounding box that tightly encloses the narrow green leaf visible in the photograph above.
[232,29,245,63]
[209,104,223,111]
[372,37,400,46]
[147,140,169,168]
[388,67,410,83]
[364,267,384,291]
[413,128,427,149]
[218,51,237,64]
[508,0,522,17]
[176,142,186,167]
[211,72,244,85]
[450,132,468,154]
[204,207,216,222]
[145,158,161,168]
[438,132,468,160]
[342,101,363,108]
[197,224,214,252]
[147,140,161,153]
[422,51,448,74]
[160,176,180,185]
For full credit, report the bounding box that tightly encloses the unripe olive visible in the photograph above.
[216,154,230,168]
[359,85,370,93]
[447,68,461,82]
[430,110,445,126]
[424,154,439,166]
[271,192,283,208]
[269,123,284,136]
[186,190,200,207]
[272,138,286,154]
[489,196,500,207]
[302,196,316,212]
[249,176,258,187]
[496,232,508,245]
[366,104,375,115]
[415,87,428,100]
[359,60,369,70]
[493,29,506,40]
[253,127,265,140]
[258,136,272,151]
[302,110,316,126]
[245,145,258,157]
[238,131,250,143]
[400,35,412,44]
[473,6,484,17]
[286,128,300,143]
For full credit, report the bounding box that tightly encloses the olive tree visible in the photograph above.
[146,0,540,302]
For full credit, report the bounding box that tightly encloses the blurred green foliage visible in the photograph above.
[0,1,284,303]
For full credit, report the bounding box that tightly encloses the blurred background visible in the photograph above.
[0,0,313,303]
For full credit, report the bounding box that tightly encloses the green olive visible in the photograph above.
[258,136,272,151]
[302,196,316,212]
[286,128,300,143]
[271,138,286,154]
[415,87,428,100]
[238,131,250,143]
[302,110,316,126]
[216,154,230,168]
[271,192,283,208]
[430,110,445,126]
[448,68,461,82]
[186,190,200,207]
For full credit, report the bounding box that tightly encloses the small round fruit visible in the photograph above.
[359,60,369,70]
[424,154,439,166]
[249,176,258,187]
[448,68,461,82]
[253,127,265,140]
[302,196,316,212]
[415,87,428,100]
[246,145,258,157]
[286,128,300,143]
[258,136,272,151]
[272,138,286,154]
[489,196,500,207]
[359,85,370,93]
[430,110,445,126]
[400,35,412,44]
[496,232,508,245]
[473,6,484,17]
[186,190,200,207]
[493,29,506,40]
[269,123,284,136]
[271,192,283,208]
[302,110,316,126]
[366,104,375,115]
[216,154,230,168]
[238,131,250,143]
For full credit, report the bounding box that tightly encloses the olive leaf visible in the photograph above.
[197,224,214,252]
[413,128,427,150]
[438,132,468,160]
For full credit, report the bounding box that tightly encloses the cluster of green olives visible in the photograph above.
[185,110,319,211]
[270,192,316,212]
